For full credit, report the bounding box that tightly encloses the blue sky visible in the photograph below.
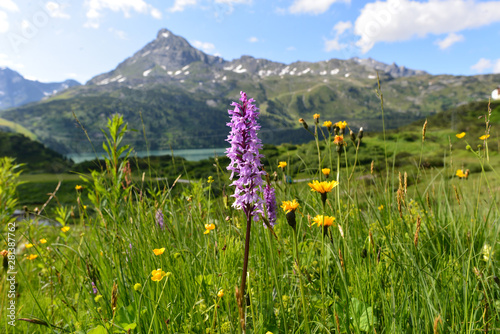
[0,0,500,83]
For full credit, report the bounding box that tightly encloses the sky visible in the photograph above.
[0,0,500,84]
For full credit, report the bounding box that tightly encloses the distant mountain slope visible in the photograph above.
[0,67,80,110]
[1,28,499,154]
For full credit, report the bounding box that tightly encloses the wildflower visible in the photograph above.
[26,254,38,260]
[155,209,164,230]
[225,91,265,220]
[94,295,102,303]
[207,176,214,183]
[217,289,224,298]
[422,119,428,142]
[482,244,493,262]
[313,113,320,123]
[204,223,215,234]
[323,121,332,131]
[91,282,98,294]
[456,132,466,139]
[0,250,8,257]
[299,118,309,130]
[61,226,70,232]
[153,248,165,256]
[322,168,331,178]
[282,199,300,230]
[456,169,466,178]
[333,135,344,146]
[151,269,168,282]
[335,121,347,129]
[263,184,277,227]
[278,161,287,169]
[308,180,338,194]
[83,205,87,210]
[312,215,335,227]
[75,185,83,191]
[281,199,300,214]
[378,205,384,211]
[133,283,142,291]
[479,134,490,140]
[266,332,274,334]
[25,243,34,248]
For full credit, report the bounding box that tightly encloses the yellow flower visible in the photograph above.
[335,121,347,129]
[456,169,466,178]
[204,223,216,234]
[308,180,339,194]
[151,268,168,282]
[312,215,336,227]
[94,295,103,303]
[207,176,214,183]
[456,132,466,139]
[0,250,8,257]
[26,254,38,260]
[83,205,87,210]
[217,289,224,298]
[321,168,331,177]
[378,205,384,211]
[61,226,70,232]
[281,199,300,213]
[133,283,142,291]
[333,135,345,146]
[266,332,274,334]
[278,161,287,169]
[153,248,165,256]
[313,113,320,120]
[323,121,332,128]
[479,134,490,140]
[75,185,83,191]
[25,243,34,248]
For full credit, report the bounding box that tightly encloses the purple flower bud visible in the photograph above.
[155,209,164,230]
[263,184,277,227]
[225,91,265,219]
[91,282,98,294]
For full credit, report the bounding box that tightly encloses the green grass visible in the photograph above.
[1,99,500,333]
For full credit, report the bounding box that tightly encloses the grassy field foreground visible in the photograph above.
[1,95,500,333]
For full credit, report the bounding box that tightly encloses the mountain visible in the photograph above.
[1,28,499,155]
[0,67,80,110]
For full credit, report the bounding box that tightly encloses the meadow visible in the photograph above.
[1,86,499,333]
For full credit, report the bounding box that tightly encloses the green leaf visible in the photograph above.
[87,325,107,334]
[349,298,376,332]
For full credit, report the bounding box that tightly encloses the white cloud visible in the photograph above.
[333,21,352,35]
[471,58,500,74]
[435,32,464,50]
[108,27,127,39]
[192,40,216,53]
[289,0,349,15]
[324,20,352,52]
[0,0,19,12]
[46,2,71,19]
[0,53,24,70]
[494,59,500,74]
[286,46,296,51]
[248,36,258,43]
[84,0,161,28]
[169,0,197,12]
[354,0,500,53]
[0,11,8,33]
[324,39,347,51]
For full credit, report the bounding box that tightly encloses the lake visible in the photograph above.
[66,147,228,163]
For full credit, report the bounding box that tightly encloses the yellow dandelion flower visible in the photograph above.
[26,254,38,260]
[75,185,83,191]
[153,248,165,256]
[323,121,332,128]
[25,243,34,248]
[335,121,347,129]
[266,332,274,334]
[204,223,216,234]
[151,268,168,282]
[207,176,214,183]
[278,161,287,169]
[312,215,336,227]
[378,205,384,211]
[133,283,142,291]
[308,180,339,194]
[456,169,466,178]
[313,113,320,120]
[321,168,331,177]
[479,134,490,140]
[217,289,224,298]
[456,132,466,139]
[333,135,345,146]
[61,226,70,232]
[281,199,300,213]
